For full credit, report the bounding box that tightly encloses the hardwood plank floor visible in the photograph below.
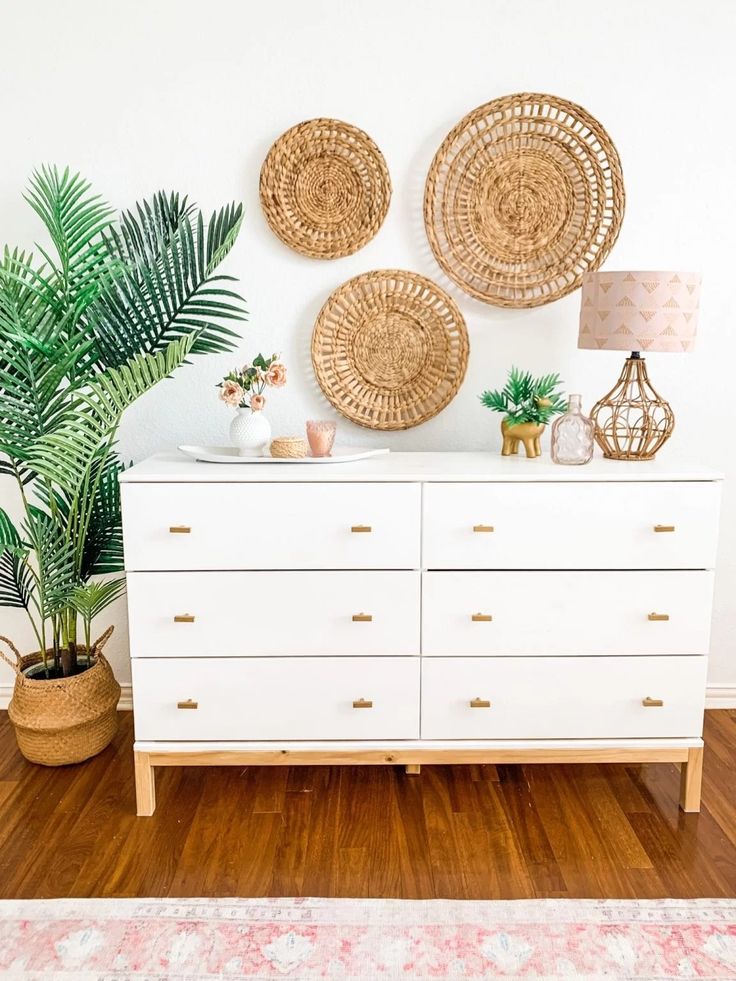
[1,710,735,899]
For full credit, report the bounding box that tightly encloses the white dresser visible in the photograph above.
[120,452,722,816]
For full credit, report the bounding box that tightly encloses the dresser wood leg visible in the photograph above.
[405,764,421,775]
[679,747,703,813]
[135,752,156,816]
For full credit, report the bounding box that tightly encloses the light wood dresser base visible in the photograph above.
[133,741,704,817]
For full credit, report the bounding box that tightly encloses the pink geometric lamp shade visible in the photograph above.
[578,271,701,353]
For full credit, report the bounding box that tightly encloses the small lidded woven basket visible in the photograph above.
[270,436,309,459]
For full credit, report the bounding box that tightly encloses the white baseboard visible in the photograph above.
[0,683,133,711]
[1,683,733,714]
[705,685,736,709]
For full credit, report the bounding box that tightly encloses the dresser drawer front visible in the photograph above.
[423,482,720,569]
[422,571,714,656]
[127,571,420,656]
[132,657,419,740]
[122,482,421,571]
[421,656,706,739]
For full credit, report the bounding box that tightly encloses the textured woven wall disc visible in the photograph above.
[260,118,391,259]
[311,269,469,430]
[424,93,625,307]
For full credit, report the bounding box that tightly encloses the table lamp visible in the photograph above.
[578,271,701,460]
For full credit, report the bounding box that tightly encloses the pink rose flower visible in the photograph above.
[265,363,287,387]
[219,380,244,407]
[250,393,266,410]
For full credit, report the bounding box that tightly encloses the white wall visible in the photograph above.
[1,0,734,693]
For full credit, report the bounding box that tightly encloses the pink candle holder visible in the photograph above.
[306,420,336,457]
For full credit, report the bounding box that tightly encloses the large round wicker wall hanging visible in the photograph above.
[260,118,391,259]
[424,93,625,308]
[312,269,469,431]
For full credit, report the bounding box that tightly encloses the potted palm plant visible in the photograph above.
[0,166,246,764]
[480,367,566,458]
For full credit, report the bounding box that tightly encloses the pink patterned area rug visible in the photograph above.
[0,897,735,979]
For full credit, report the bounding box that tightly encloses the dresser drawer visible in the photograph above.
[132,656,420,740]
[127,571,420,656]
[422,571,714,656]
[422,482,720,569]
[421,656,707,739]
[122,482,421,570]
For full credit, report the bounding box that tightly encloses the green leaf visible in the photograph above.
[22,505,76,618]
[90,197,246,367]
[0,507,35,611]
[67,577,126,622]
[480,366,566,425]
[24,165,117,302]
[83,453,125,576]
[25,335,196,493]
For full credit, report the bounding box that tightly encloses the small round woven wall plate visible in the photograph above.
[424,93,625,307]
[312,269,469,431]
[260,118,391,259]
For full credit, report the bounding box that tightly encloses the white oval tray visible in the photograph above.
[178,445,390,465]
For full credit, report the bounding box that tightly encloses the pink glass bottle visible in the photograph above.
[551,394,595,465]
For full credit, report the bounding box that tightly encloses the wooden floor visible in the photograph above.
[1,710,736,899]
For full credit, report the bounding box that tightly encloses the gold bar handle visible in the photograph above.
[352,613,373,622]
[177,699,198,710]
[352,698,373,709]
[174,614,195,623]
[473,524,494,533]
[642,697,664,707]
[351,525,372,533]
[471,613,493,622]
[647,612,670,622]
[653,524,675,533]
[470,697,491,708]
[169,525,191,534]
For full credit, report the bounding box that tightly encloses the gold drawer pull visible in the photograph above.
[169,525,191,534]
[653,524,675,533]
[352,698,373,709]
[174,614,195,623]
[351,525,372,533]
[647,612,670,622]
[473,524,494,533]
[177,699,198,710]
[352,613,373,622]
[642,697,664,708]
[471,613,493,622]
[470,697,491,709]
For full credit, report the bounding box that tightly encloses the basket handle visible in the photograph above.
[91,625,114,663]
[0,635,22,675]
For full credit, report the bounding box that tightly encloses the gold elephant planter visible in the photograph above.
[501,420,545,458]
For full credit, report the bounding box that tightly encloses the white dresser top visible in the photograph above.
[120,451,723,484]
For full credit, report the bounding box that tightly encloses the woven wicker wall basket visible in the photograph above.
[260,118,391,259]
[1,627,120,766]
[424,93,625,308]
[312,269,469,431]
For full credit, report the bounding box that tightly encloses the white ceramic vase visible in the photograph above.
[229,408,271,457]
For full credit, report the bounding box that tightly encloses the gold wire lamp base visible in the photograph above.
[590,353,675,461]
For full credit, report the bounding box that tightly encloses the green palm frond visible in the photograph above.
[0,508,36,612]
[22,505,76,618]
[25,335,195,492]
[89,198,245,367]
[480,366,567,426]
[67,578,126,623]
[0,550,35,611]
[114,191,195,269]
[66,576,127,650]
[81,453,125,577]
[24,165,117,304]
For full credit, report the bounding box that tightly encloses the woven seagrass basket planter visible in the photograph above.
[0,626,120,766]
